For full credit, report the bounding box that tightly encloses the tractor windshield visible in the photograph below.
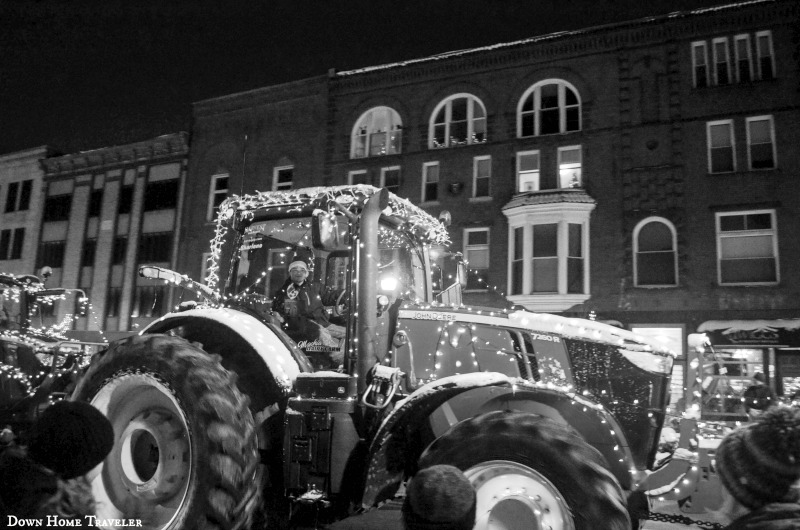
[232,216,427,304]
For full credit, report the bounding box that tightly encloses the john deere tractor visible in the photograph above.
[72,185,676,530]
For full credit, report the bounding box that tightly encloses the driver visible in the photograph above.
[271,254,345,364]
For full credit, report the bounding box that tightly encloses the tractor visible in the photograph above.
[72,185,677,530]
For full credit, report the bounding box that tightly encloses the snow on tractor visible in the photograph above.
[0,272,105,437]
[71,185,678,530]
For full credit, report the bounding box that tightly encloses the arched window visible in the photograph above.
[518,80,581,137]
[429,94,487,149]
[351,107,402,158]
[634,217,678,287]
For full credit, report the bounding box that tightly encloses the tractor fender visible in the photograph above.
[141,307,311,414]
[361,372,636,508]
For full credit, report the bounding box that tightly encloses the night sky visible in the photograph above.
[1,0,734,155]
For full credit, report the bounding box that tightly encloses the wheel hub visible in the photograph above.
[465,460,574,530]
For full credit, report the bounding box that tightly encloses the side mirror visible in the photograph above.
[313,212,350,251]
[457,259,468,288]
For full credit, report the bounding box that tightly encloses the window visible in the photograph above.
[106,287,122,318]
[712,37,731,86]
[756,31,775,80]
[692,41,709,88]
[746,116,776,170]
[207,173,229,221]
[37,240,66,269]
[558,146,582,188]
[634,218,678,287]
[88,189,103,217]
[81,239,97,268]
[348,170,369,186]
[473,156,491,198]
[505,215,592,306]
[138,232,172,263]
[430,94,487,148]
[532,224,558,292]
[716,210,777,285]
[0,228,23,261]
[42,194,71,222]
[118,185,134,214]
[112,236,127,265]
[5,180,32,213]
[518,80,581,137]
[517,151,540,192]
[734,34,752,83]
[351,106,403,158]
[421,162,439,203]
[5,182,18,213]
[707,120,735,173]
[380,166,400,194]
[131,284,168,318]
[464,228,490,290]
[273,166,293,191]
[143,179,179,211]
[510,227,524,295]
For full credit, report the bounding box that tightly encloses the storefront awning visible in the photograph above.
[697,319,800,347]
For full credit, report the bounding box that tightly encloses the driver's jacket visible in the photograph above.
[271,279,340,340]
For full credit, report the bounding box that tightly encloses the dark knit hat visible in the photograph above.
[716,406,800,509]
[742,384,775,412]
[402,465,476,530]
[27,400,114,480]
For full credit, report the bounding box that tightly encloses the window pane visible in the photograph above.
[720,215,746,231]
[721,258,776,283]
[568,224,582,257]
[118,186,134,214]
[511,261,524,295]
[533,258,558,292]
[567,257,583,293]
[540,108,559,135]
[638,253,676,285]
[5,182,18,212]
[18,181,31,211]
[747,213,772,230]
[540,84,558,109]
[709,124,731,147]
[521,114,534,137]
[519,153,539,172]
[143,180,179,211]
[639,222,672,252]
[749,120,770,143]
[533,224,557,257]
[711,148,734,172]
[467,230,488,246]
[451,98,467,121]
[0,230,9,259]
[721,235,773,259]
[751,144,775,168]
[11,228,24,260]
[513,227,524,259]
[467,248,489,269]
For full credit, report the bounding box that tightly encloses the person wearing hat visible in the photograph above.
[0,399,114,520]
[741,372,777,420]
[324,464,476,530]
[714,406,800,529]
[271,251,345,365]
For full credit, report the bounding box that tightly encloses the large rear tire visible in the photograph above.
[72,334,260,530]
[418,411,630,530]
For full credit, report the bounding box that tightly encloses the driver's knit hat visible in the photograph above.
[402,464,476,530]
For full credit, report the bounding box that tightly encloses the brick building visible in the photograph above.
[0,146,50,277]
[39,133,188,339]
[180,0,800,412]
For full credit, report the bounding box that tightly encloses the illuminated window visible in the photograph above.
[351,106,402,158]
[430,94,486,148]
[558,146,582,188]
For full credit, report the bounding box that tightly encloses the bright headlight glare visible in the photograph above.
[380,276,398,291]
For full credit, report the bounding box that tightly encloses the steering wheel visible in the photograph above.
[333,290,349,317]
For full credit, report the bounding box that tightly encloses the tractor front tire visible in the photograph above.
[418,410,630,530]
[72,334,260,530]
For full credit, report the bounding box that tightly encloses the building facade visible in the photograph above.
[0,146,50,276]
[39,133,188,339]
[180,0,800,414]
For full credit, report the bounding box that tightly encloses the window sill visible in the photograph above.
[469,196,493,203]
[634,284,678,289]
[718,281,780,287]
